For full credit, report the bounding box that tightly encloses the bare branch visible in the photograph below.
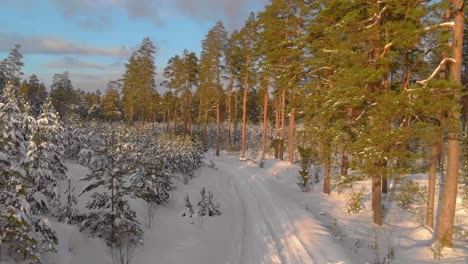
[365,6,388,29]
[416,58,456,86]
[380,42,393,58]
[424,21,455,31]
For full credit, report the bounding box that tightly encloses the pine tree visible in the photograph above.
[0,82,57,263]
[197,21,228,156]
[49,71,76,119]
[27,97,67,205]
[122,37,158,124]
[0,44,24,93]
[80,130,143,251]
[101,81,122,121]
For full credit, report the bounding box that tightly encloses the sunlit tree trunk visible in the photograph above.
[437,0,464,246]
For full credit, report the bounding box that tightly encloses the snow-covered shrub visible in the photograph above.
[181,194,194,218]
[197,187,221,217]
[157,134,203,179]
[344,187,366,214]
[130,143,173,205]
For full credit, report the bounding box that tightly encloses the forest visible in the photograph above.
[0,0,467,263]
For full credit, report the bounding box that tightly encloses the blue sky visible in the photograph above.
[0,0,268,92]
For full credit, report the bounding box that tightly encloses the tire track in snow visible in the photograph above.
[216,158,313,264]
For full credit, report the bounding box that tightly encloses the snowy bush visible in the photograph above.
[197,187,221,217]
[344,187,366,214]
[181,194,194,218]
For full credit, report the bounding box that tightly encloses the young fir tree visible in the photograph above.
[0,83,57,263]
[80,130,142,248]
[130,142,173,205]
[27,97,67,204]
[181,194,194,218]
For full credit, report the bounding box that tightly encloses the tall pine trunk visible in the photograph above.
[262,75,270,160]
[427,140,440,228]
[372,161,383,225]
[323,143,331,195]
[288,86,296,163]
[241,55,250,160]
[280,89,286,160]
[436,0,463,247]
[227,74,234,152]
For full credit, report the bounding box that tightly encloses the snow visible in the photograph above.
[42,154,467,264]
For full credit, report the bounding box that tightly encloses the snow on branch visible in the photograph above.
[424,21,455,31]
[416,58,456,87]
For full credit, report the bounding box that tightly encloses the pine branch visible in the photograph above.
[416,58,456,87]
[424,21,455,31]
[380,42,393,58]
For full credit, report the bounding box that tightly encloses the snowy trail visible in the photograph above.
[50,155,358,264]
[212,155,354,264]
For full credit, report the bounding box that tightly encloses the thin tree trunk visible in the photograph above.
[280,89,286,160]
[372,163,383,225]
[427,140,440,228]
[288,86,296,163]
[341,149,349,177]
[227,73,234,152]
[262,75,270,160]
[323,149,331,195]
[437,0,463,247]
[234,90,238,148]
[216,102,220,156]
[241,55,250,160]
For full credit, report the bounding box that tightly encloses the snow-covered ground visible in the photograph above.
[43,152,467,264]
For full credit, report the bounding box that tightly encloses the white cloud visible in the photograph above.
[0,32,131,57]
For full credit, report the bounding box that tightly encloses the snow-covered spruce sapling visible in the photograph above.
[207,191,221,216]
[197,187,208,217]
[79,131,142,252]
[129,143,173,206]
[0,170,58,263]
[197,188,221,217]
[26,97,67,208]
[181,194,194,218]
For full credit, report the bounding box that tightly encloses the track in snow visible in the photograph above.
[212,155,352,264]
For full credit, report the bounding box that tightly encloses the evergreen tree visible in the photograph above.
[27,97,67,204]
[0,44,24,93]
[122,37,158,123]
[197,21,228,155]
[80,130,143,251]
[101,81,122,121]
[49,71,76,119]
[0,82,57,263]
